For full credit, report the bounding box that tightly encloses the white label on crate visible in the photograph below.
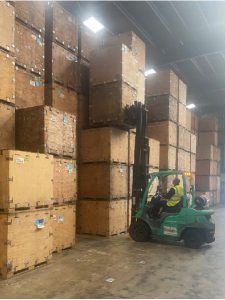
[16,157,25,164]
[34,219,45,229]
[63,116,68,124]
[52,214,57,221]
[30,80,36,87]
[163,226,178,236]
[67,163,73,173]
[58,214,64,223]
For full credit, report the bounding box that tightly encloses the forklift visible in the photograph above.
[125,102,215,249]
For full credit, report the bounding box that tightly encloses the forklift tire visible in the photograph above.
[183,229,204,249]
[129,219,151,242]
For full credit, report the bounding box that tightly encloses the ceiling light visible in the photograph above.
[145,68,156,76]
[186,103,196,109]
[83,17,104,33]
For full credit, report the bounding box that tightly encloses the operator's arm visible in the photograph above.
[163,187,175,199]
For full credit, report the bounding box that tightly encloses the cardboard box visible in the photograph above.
[0,150,53,211]
[0,103,15,150]
[178,102,186,128]
[16,106,76,158]
[198,131,218,146]
[159,145,177,170]
[77,199,131,237]
[51,204,76,252]
[196,160,218,176]
[0,209,52,279]
[15,67,44,108]
[80,127,129,164]
[90,44,138,89]
[199,115,219,132]
[45,82,78,115]
[146,121,177,147]
[15,21,44,75]
[145,94,178,123]
[53,158,77,204]
[0,50,15,104]
[45,2,78,52]
[90,81,137,126]
[146,69,179,99]
[178,79,187,105]
[0,2,15,53]
[79,163,129,200]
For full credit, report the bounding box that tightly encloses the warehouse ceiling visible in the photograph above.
[61,1,225,112]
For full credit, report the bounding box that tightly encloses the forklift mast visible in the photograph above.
[125,101,149,213]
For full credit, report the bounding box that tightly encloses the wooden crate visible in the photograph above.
[0,102,15,150]
[0,150,53,211]
[15,1,45,33]
[90,44,138,89]
[128,130,135,165]
[146,121,177,147]
[51,204,76,252]
[196,144,217,161]
[149,138,160,168]
[78,59,90,96]
[177,149,190,172]
[191,153,196,172]
[196,160,218,176]
[178,79,187,105]
[199,115,219,132]
[159,145,177,170]
[77,199,131,237]
[186,109,191,132]
[45,2,78,52]
[80,127,129,164]
[45,42,79,90]
[90,81,137,126]
[196,175,217,191]
[137,70,145,103]
[45,82,78,115]
[178,102,186,128]
[79,163,129,200]
[178,126,191,152]
[190,133,197,154]
[103,31,146,72]
[0,2,15,53]
[145,94,178,123]
[15,67,44,108]
[77,94,89,130]
[198,131,218,146]
[0,50,15,104]
[191,111,199,134]
[0,209,52,279]
[53,158,77,204]
[146,69,179,99]
[15,21,44,75]
[16,106,76,158]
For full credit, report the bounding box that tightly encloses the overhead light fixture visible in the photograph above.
[145,68,156,76]
[186,103,196,109]
[83,17,104,33]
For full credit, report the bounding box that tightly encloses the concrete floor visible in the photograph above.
[1,206,225,299]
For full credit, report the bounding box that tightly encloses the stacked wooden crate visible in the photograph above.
[196,115,221,206]
[77,32,146,237]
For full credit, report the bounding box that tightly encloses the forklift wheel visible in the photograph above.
[183,229,204,249]
[129,219,151,242]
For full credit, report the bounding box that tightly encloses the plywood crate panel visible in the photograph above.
[90,44,137,89]
[45,82,78,115]
[45,42,79,90]
[0,103,15,150]
[178,79,187,105]
[196,160,218,176]
[160,145,177,170]
[77,199,131,237]
[137,70,145,103]
[196,175,217,191]
[79,163,129,199]
[0,2,15,53]
[186,109,191,132]
[0,50,15,104]
[146,121,177,147]
[128,130,135,165]
[78,59,90,96]
[191,111,199,134]
[103,31,146,72]
[146,69,178,99]
[177,149,190,172]
[51,204,76,252]
[149,138,160,168]
[0,209,52,279]
[178,126,190,152]
[198,131,218,146]
[15,67,44,108]
[196,144,219,161]
[199,115,219,132]
[178,102,186,128]
[191,133,197,154]
[16,106,76,158]
[90,81,137,126]
[145,94,178,123]
[46,2,78,52]
[15,1,45,33]
[15,21,44,75]
[0,150,53,211]
[80,127,129,164]
[53,158,77,204]
[191,153,196,172]
[77,95,89,130]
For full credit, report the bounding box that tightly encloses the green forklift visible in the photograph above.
[126,102,215,249]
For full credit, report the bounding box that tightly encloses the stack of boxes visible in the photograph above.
[196,115,221,206]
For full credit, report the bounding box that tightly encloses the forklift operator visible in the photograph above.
[162,177,184,213]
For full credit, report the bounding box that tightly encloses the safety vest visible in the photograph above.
[167,185,184,207]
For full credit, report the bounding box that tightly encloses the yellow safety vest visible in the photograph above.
[167,185,184,207]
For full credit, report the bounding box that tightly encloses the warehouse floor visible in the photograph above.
[1,206,224,299]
